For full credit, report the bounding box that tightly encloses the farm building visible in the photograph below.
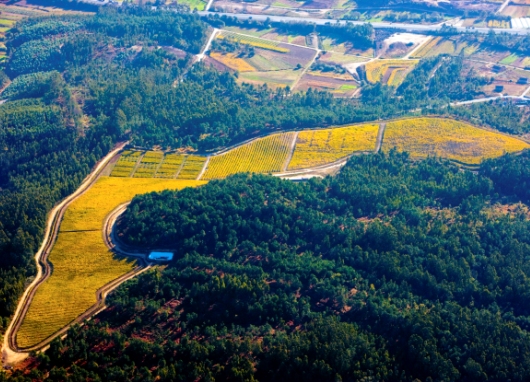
[148,251,174,262]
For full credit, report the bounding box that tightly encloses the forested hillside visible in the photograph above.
[4,5,530,378]
[5,151,530,380]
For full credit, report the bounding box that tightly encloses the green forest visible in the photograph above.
[3,3,530,381]
[6,151,530,380]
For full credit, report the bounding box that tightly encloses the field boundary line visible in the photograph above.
[375,123,386,153]
[291,48,321,90]
[174,156,188,179]
[403,36,433,60]
[197,156,211,180]
[283,132,298,171]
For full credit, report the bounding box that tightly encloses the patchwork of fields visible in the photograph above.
[110,151,206,180]
[16,177,205,349]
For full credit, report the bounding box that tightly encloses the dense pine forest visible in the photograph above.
[3,4,530,380]
[4,151,530,380]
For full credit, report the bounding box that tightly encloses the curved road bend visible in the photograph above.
[198,11,530,35]
[2,142,130,365]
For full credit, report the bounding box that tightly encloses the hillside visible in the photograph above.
[5,151,530,380]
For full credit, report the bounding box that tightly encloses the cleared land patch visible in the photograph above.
[382,118,530,164]
[16,177,205,349]
[288,124,379,170]
[203,132,295,179]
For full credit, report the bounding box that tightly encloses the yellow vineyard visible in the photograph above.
[210,52,256,72]
[382,118,530,164]
[203,133,296,179]
[16,177,205,349]
[288,124,379,170]
[111,152,206,180]
[364,60,418,84]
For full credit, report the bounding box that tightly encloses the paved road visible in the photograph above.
[198,11,530,35]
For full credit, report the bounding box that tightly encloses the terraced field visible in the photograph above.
[288,124,379,170]
[364,60,418,85]
[382,118,530,164]
[203,133,296,179]
[16,177,205,349]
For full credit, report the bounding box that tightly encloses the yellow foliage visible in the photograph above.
[177,155,207,180]
[203,133,295,179]
[17,177,206,348]
[364,60,418,83]
[383,118,530,164]
[210,52,256,72]
[288,124,379,170]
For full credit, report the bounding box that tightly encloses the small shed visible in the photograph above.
[148,251,174,262]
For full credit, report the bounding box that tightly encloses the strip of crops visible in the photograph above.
[203,133,295,179]
[217,31,290,53]
[382,118,530,164]
[288,124,379,170]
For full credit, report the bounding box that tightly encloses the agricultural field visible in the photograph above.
[16,177,206,349]
[501,5,530,18]
[382,118,530,164]
[109,150,142,177]
[217,31,289,53]
[176,0,207,10]
[364,59,418,86]
[288,123,379,170]
[203,132,295,179]
[294,70,358,97]
[223,26,310,47]
[177,155,207,179]
[209,52,256,72]
[320,36,374,57]
[463,60,530,97]
[209,30,316,88]
[156,153,185,179]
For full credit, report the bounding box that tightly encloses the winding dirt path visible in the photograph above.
[2,142,129,365]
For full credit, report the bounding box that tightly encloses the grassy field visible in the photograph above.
[364,60,418,84]
[288,124,379,170]
[217,31,290,53]
[16,177,206,349]
[203,133,295,179]
[382,118,530,164]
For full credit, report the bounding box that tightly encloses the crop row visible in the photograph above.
[288,124,379,170]
[203,133,295,180]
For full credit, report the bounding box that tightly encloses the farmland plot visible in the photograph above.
[295,71,358,97]
[382,118,530,164]
[288,124,379,170]
[463,59,530,97]
[16,177,205,349]
[203,133,295,179]
[210,31,316,88]
[364,59,418,86]
[177,155,207,179]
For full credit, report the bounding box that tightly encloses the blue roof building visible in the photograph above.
[148,252,174,262]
